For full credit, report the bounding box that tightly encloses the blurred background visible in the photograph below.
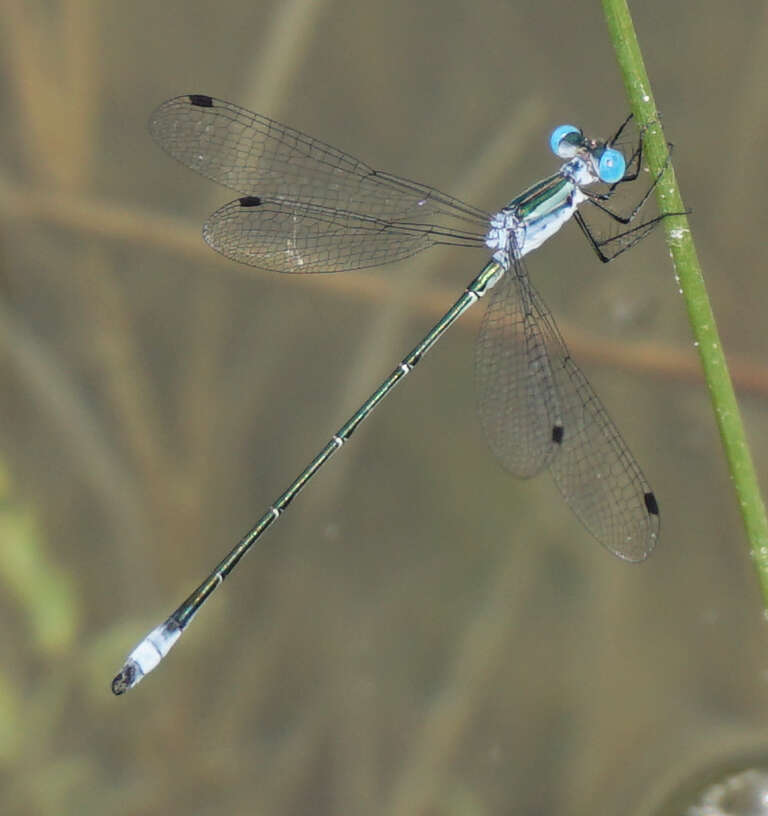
[1,1,768,814]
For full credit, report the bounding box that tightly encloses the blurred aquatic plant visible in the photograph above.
[0,461,78,654]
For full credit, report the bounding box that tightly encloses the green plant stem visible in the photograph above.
[602,0,768,608]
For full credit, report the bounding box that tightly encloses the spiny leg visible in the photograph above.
[573,209,676,263]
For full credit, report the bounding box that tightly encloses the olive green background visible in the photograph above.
[1,1,768,814]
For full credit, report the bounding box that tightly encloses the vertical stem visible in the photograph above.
[602,0,768,608]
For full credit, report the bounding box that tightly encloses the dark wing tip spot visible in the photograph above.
[239,196,262,207]
[188,94,214,108]
[552,424,564,444]
[644,491,659,516]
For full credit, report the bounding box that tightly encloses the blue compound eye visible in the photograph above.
[550,125,581,157]
[597,148,626,183]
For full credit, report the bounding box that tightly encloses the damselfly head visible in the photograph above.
[551,125,627,185]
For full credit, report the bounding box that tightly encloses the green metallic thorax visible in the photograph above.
[505,173,574,221]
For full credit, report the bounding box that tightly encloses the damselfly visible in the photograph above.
[113,94,670,694]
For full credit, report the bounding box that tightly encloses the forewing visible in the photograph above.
[527,284,659,561]
[150,95,489,230]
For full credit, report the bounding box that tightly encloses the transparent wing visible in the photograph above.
[203,196,486,273]
[475,262,564,477]
[150,94,489,232]
[525,282,659,561]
